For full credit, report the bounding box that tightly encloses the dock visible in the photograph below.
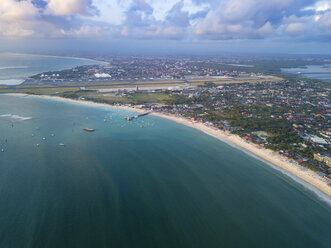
[125,112,150,121]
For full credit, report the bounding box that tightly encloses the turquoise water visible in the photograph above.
[0,94,330,248]
[0,53,104,85]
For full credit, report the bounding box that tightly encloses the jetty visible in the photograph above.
[125,112,150,121]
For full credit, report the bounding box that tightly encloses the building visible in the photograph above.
[314,153,331,167]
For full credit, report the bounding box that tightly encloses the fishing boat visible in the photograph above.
[84,128,96,132]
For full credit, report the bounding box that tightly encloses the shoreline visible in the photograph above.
[5,93,331,198]
[0,53,107,86]
[1,52,107,65]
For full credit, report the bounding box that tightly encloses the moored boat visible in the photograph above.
[84,128,96,132]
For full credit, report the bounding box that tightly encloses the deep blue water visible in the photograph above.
[0,53,104,85]
[0,94,330,248]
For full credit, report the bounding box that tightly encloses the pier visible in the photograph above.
[125,112,150,121]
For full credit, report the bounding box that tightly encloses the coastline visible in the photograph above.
[0,52,107,65]
[6,93,331,198]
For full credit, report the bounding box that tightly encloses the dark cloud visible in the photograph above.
[165,1,190,27]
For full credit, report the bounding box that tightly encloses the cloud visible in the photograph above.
[318,10,331,28]
[285,23,304,33]
[117,0,192,39]
[165,1,190,27]
[304,0,331,12]
[44,0,98,16]
[193,0,321,39]
[60,25,101,37]
[0,0,330,43]
[0,0,39,37]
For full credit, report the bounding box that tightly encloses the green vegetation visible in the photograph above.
[74,92,193,106]
[0,87,81,95]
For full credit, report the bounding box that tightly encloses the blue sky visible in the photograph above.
[0,0,330,55]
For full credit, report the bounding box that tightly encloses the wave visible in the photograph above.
[0,114,32,121]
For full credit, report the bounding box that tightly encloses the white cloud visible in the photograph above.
[89,0,131,25]
[0,0,39,37]
[318,10,331,28]
[304,0,331,12]
[0,0,329,41]
[285,23,304,33]
[60,25,102,37]
[45,0,96,16]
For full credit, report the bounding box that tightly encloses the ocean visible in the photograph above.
[0,94,330,248]
[0,53,104,85]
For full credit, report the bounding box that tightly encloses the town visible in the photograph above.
[21,55,329,85]
[73,79,331,179]
[23,56,265,84]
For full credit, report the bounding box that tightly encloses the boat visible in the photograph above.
[59,143,65,146]
[84,128,96,132]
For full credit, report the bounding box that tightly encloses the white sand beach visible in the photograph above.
[7,93,331,197]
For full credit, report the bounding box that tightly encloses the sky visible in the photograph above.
[0,0,330,55]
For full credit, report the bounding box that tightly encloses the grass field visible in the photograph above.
[188,76,283,86]
[88,92,174,105]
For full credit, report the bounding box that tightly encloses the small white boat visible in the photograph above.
[1,149,4,152]
[59,143,65,146]
[84,128,95,132]
[36,144,40,147]
[42,137,46,140]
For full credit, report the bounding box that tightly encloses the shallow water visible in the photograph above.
[0,94,330,248]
